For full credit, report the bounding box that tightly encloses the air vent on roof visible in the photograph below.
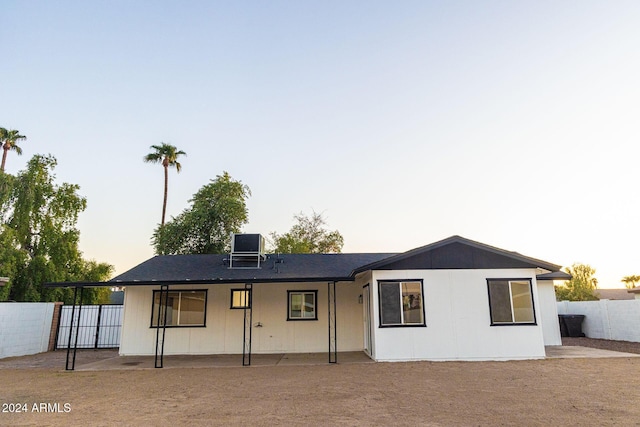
[229,233,266,268]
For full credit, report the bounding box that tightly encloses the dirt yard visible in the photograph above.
[2,350,640,426]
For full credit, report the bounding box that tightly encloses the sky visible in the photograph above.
[1,1,639,288]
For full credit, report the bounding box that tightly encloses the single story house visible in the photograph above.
[596,289,636,300]
[48,235,569,368]
[628,287,640,299]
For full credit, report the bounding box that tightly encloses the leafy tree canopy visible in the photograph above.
[152,171,250,254]
[555,263,599,301]
[0,155,113,303]
[621,275,640,290]
[270,211,344,254]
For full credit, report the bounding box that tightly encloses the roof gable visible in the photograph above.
[352,236,561,274]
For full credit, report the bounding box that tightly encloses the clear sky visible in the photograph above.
[2,1,638,288]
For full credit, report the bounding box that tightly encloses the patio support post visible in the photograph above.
[155,284,169,368]
[328,281,337,363]
[242,282,253,366]
[94,304,103,349]
[65,286,84,371]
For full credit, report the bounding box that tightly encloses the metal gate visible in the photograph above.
[56,304,123,349]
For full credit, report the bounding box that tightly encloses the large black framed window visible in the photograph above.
[378,280,425,327]
[487,279,536,325]
[151,290,207,327]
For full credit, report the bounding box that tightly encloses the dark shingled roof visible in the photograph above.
[109,253,397,285]
[44,236,567,288]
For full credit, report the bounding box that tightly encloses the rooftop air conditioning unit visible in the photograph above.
[229,233,266,268]
[232,233,265,254]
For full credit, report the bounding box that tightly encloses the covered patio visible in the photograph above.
[45,243,387,371]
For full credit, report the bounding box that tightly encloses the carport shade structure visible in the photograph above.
[45,252,396,370]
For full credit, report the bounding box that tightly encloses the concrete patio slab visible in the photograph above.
[75,351,374,371]
[4,346,639,372]
[76,346,640,370]
[546,345,640,359]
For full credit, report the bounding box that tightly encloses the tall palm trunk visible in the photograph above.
[1,146,8,172]
[161,164,168,226]
[144,142,185,230]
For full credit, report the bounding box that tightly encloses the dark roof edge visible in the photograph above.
[43,281,114,288]
[536,271,572,280]
[351,235,563,276]
[44,276,356,288]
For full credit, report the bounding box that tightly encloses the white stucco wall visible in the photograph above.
[120,282,363,356]
[120,268,554,360]
[368,269,547,361]
[0,302,55,359]
[537,281,562,346]
[557,299,640,342]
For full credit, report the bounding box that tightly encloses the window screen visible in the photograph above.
[380,282,402,325]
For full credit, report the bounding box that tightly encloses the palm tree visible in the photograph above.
[144,143,186,226]
[0,128,27,172]
[622,275,640,290]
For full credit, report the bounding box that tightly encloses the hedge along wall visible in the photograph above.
[0,302,56,358]
[557,300,640,342]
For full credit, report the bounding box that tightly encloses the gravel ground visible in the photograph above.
[2,356,640,426]
[2,342,640,425]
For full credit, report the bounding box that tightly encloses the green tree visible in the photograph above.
[0,225,25,301]
[0,155,113,303]
[152,172,250,254]
[555,263,599,301]
[144,143,186,227]
[622,275,640,290]
[0,128,27,172]
[0,170,14,216]
[270,211,344,254]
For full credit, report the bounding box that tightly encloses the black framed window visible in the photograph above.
[378,280,425,327]
[230,289,251,309]
[487,279,536,325]
[287,290,318,321]
[151,290,207,327]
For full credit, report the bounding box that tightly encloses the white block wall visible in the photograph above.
[0,303,55,359]
[557,300,640,342]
